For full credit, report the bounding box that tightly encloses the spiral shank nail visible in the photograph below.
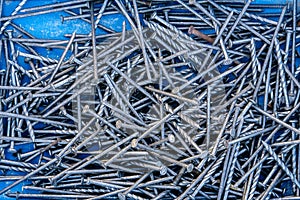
[19,52,58,64]
[160,26,190,51]
[262,141,300,189]
[146,21,203,67]
[151,14,197,46]
[283,46,290,67]
[220,4,277,25]
[151,30,193,61]
[127,193,146,200]
[0,165,32,173]
[176,67,194,77]
[224,144,240,199]
[69,188,109,193]
[252,25,273,32]
[39,64,62,74]
[173,122,194,146]
[147,22,184,52]
[27,123,35,142]
[192,152,226,197]
[248,38,258,85]
[274,38,285,79]
[166,27,203,66]
[236,23,273,33]
[292,140,297,191]
[274,38,289,106]
[63,129,78,135]
[177,112,200,129]
[0,0,28,34]
[125,0,135,18]
[98,87,111,117]
[103,75,125,111]
[38,55,58,64]
[0,1,297,199]
[248,159,263,200]
[21,102,35,141]
[275,129,290,143]
[36,129,78,135]
[2,159,48,170]
[28,98,39,112]
[20,162,39,169]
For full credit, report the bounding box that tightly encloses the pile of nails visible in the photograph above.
[0,0,300,199]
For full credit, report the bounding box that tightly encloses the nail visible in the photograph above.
[145,86,198,105]
[189,0,222,26]
[89,2,99,81]
[177,160,216,200]
[6,193,95,199]
[258,169,283,199]
[223,0,253,43]
[107,61,158,104]
[219,38,232,65]
[0,2,90,22]
[274,38,290,108]
[207,0,271,45]
[94,0,109,29]
[175,0,213,28]
[262,141,300,189]
[119,172,151,200]
[149,12,197,43]
[103,74,144,122]
[253,5,287,99]
[116,120,147,131]
[291,0,297,95]
[121,21,126,53]
[149,151,194,173]
[166,123,195,156]
[188,26,215,43]
[221,3,278,26]
[48,31,76,84]
[163,9,170,22]
[234,155,268,187]
[192,153,226,197]
[252,104,300,134]
[172,121,203,154]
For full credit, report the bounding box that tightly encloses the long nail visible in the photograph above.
[48,31,76,84]
[188,26,215,43]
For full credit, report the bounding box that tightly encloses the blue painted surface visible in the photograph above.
[0,0,298,199]
[0,0,131,68]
